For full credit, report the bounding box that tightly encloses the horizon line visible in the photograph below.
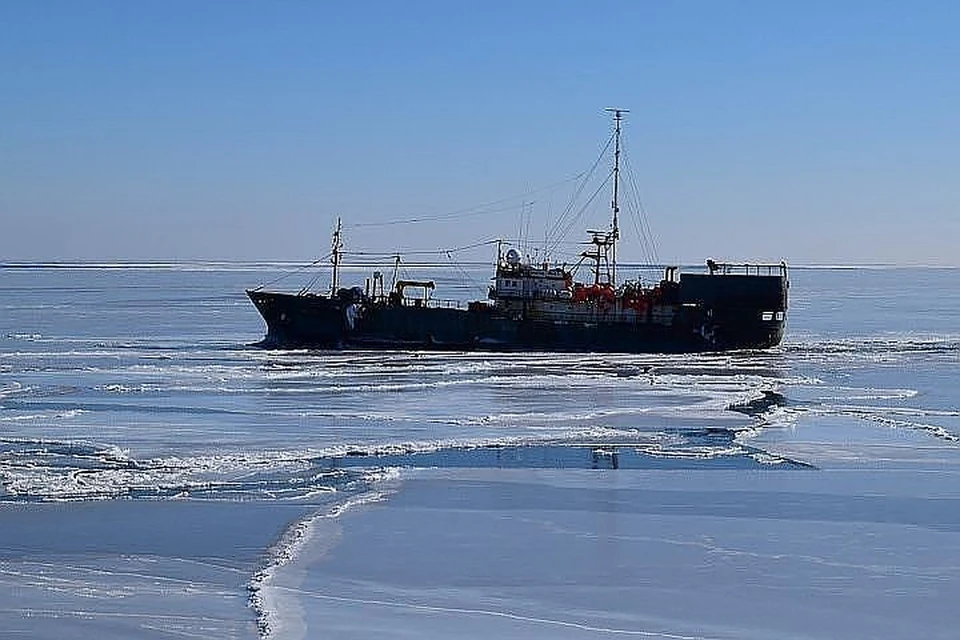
[2,260,958,271]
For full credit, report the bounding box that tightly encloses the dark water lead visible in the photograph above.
[327,431,814,472]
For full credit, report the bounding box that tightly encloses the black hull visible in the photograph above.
[247,280,786,354]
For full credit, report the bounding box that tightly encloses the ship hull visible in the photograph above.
[247,275,786,353]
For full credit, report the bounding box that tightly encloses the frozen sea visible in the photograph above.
[1,263,959,639]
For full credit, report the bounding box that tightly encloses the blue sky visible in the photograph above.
[2,1,957,265]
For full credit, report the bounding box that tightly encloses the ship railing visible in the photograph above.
[395,297,464,310]
[707,261,788,278]
[427,298,464,310]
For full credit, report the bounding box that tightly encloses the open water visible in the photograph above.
[1,263,959,638]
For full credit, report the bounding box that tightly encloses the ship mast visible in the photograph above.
[330,217,343,295]
[605,107,628,287]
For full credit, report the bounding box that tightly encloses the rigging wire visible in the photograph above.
[620,140,660,265]
[543,132,615,249]
[253,120,651,294]
[334,131,617,269]
[249,253,333,291]
[445,250,488,297]
[545,169,615,257]
[620,161,654,263]
[343,238,501,258]
[346,173,586,228]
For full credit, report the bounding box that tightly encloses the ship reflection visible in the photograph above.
[591,447,620,469]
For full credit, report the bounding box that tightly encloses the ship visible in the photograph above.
[247,110,788,353]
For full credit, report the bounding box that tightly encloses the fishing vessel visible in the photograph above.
[247,110,788,353]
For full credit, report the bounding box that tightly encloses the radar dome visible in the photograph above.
[505,248,521,265]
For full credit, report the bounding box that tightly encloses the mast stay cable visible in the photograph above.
[543,132,615,251]
[620,138,660,266]
[346,174,587,229]
[249,253,333,292]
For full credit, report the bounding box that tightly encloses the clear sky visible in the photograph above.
[2,1,958,265]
